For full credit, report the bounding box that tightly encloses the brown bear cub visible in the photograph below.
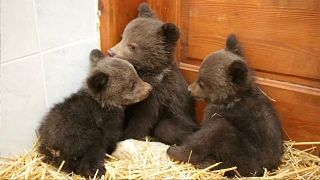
[38,49,152,177]
[108,3,198,145]
[167,35,283,177]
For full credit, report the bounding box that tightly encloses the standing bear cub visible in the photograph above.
[167,35,283,177]
[38,49,152,177]
[108,3,198,145]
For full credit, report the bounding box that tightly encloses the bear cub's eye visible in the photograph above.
[128,43,137,51]
[130,81,136,90]
[198,80,204,88]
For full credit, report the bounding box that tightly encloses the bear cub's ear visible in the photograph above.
[138,3,156,18]
[228,60,248,85]
[90,49,105,67]
[161,23,180,43]
[226,34,242,56]
[87,72,109,94]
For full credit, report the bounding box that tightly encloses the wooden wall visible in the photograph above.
[99,0,320,147]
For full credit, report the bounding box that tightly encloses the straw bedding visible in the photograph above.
[0,139,319,179]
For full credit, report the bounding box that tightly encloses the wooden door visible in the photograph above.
[99,0,320,144]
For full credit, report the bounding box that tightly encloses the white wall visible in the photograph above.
[0,0,100,157]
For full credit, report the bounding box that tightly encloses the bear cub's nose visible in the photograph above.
[107,49,115,57]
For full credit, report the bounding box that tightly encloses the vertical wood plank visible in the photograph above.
[147,0,183,61]
[99,0,146,53]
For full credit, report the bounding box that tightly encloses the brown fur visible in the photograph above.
[38,49,151,177]
[108,3,198,145]
[167,35,283,177]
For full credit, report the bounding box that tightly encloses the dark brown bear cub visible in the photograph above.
[38,49,152,177]
[108,3,198,145]
[167,35,283,177]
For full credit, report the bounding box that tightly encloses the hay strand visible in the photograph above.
[0,140,319,179]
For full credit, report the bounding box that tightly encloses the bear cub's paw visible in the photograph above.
[77,161,106,178]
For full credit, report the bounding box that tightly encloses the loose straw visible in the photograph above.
[0,140,319,179]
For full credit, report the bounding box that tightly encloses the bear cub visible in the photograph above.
[167,35,283,177]
[108,3,198,145]
[38,49,152,177]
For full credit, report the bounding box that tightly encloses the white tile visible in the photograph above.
[43,38,99,107]
[35,0,98,50]
[0,55,47,157]
[1,0,39,62]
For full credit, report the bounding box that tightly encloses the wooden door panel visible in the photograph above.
[99,0,320,143]
[258,81,320,142]
[186,0,320,81]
